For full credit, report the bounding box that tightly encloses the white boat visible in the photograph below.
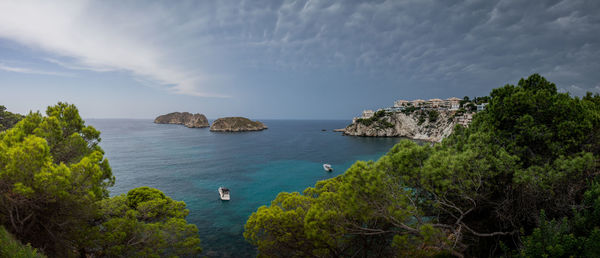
[218,187,230,201]
[323,164,333,172]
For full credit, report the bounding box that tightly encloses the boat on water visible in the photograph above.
[218,187,230,201]
[323,164,333,172]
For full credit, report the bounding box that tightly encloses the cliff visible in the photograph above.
[210,117,267,132]
[154,112,209,128]
[343,110,464,142]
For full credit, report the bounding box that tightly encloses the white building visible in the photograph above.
[428,98,444,108]
[476,103,488,111]
[361,110,375,118]
[412,99,425,107]
[394,100,410,107]
[446,97,461,110]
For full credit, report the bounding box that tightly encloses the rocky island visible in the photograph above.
[154,112,209,128]
[210,117,267,132]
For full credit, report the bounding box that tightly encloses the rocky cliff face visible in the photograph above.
[343,110,458,142]
[154,112,209,128]
[210,117,267,132]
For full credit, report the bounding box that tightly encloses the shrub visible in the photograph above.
[0,226,45,258]
[428,110,439,122]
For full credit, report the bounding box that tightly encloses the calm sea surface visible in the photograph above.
[87,119,407,257]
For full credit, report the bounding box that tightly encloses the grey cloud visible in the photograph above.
[185,0,599,93]
[1,0,597,98]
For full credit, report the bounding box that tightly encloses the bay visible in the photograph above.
[87,119,407,257]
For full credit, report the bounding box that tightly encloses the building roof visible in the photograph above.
[429,98,443,102]
[446,97,461,101]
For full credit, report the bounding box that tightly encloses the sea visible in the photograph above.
[86,119,408,257]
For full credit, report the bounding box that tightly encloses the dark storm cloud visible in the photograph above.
[2,0,598,99]
[199,0,599,95]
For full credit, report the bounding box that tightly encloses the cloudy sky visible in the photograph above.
[0,0,598,119]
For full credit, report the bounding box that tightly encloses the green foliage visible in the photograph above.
[0,226,45,258]
[356,110,394,129]
[245,141,461,257]
[518,211,580,257]
[464,103,476,112]
[417,111,426,125]
[0,102,201,256]
[459,96,470,107]
[373,110,386,118]
[428,110,439,122]
[519,184,600,257]
[379,120,394,129]
[0,105,23,131]
[475,73,599,167]
[356,118,373,126]
[245,74,600,257]
[244,192,319,257]
[472,96,490,104]
[80,187,201,257]
[0,102,114,254]
[401,106,419,114]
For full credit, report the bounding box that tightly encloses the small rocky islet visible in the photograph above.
[154,113,267,132]
[154,112,209,128]
[210,117,267,132]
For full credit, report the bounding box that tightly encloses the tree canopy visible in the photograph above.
[0,102,201,257]
[0,105,23,131]
[244,74,600,257]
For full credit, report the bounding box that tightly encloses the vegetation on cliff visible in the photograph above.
[355,110,394,128]
[244,74,600,257]
[0,226,45,258]
[0,103,202,257]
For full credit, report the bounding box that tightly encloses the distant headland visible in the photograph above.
[154,112,209,128]
[342,96,489,142]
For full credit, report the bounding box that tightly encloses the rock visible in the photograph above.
[154,112,209,128]
[210,117,267,132]
[333,128,346,132]
[343,110,467,142]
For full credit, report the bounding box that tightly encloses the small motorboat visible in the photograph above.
[323,164,333,172]
[218,187,230,201]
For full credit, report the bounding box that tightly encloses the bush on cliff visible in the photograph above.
[356,110,394,129]
[0,226,45,258]
[428,110,439,122]
[244,74,600,257]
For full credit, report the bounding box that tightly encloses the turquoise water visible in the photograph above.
[87,119,407,257]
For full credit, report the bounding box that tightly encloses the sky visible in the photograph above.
[0,0,599,119]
